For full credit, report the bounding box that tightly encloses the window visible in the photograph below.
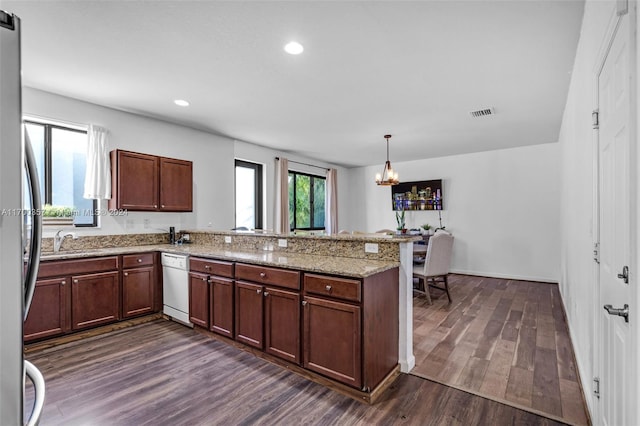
[288,171,325,231]
[25,121,96,227]
[234,160,263,230]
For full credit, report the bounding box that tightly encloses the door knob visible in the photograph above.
[604,304,629,323]
[617,266,629,284]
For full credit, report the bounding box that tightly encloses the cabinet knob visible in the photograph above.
[205,265,210,270]
[61,280,66,286]
[124,272,129,276]
[325,285,332,292]
[260,272,266,278]
[264,291,269,297]
[161,205,165,208]
[137,258,142,263]
[154,204,158,208]
[74,279,78,284]
[256,288,262,294]
[302,300,307,306]
[202,277,207,282]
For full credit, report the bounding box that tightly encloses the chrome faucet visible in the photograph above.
[53,230,78,252]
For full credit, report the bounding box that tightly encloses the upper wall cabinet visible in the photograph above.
[109,149,193,212]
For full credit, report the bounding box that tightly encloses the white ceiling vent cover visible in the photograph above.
[469,107,495,118]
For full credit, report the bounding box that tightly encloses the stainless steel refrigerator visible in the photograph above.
[0,10,45,425]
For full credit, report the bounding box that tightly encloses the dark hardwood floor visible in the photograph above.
[25,319,567,425]
[412,274,589,425]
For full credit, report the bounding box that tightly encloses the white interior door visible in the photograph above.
[597,11,634,426]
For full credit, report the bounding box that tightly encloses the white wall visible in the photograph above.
[233,140,351,233]
[23,88,350,238]
[559,0,639,421]
[345,143,561,282]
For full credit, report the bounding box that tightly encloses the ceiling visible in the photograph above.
[4,0,585,168]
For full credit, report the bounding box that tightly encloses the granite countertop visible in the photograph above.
[39,244,399,278]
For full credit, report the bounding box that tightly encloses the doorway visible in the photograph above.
[594,4,637,425]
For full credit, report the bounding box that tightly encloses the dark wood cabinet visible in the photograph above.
[159,157,192,211]
[235,281,264,349]
[302,268,399,391]
[189,272,210,328]
[265,287,301,364]
[235,263,301,363]
[303,295,361,388]
[109,149,192,212]
[210,276,234,338]
[71,271,120,330]
[26,256,121,340]
[122,253,156,318]
[109,150,159,211]
[189,257,234,336]
[24,277,70,342]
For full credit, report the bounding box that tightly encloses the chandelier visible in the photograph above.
[375,134,399,185]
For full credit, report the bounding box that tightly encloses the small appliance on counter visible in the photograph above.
[169,226,176,244]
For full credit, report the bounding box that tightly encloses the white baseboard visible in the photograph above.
[449,269,558,284]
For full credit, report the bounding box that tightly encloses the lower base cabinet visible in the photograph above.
[188,272,210,328]
[122,253,156,318]
[24,277,70,341]
[209,276,234,337]
[303,295,362,388]
[234,281,264,348]
[72,271,120,330]
[25,253,161,343]
[265,287,301,364]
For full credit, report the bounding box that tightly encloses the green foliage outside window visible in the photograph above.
[42,204,74,218]
[288,171,325,230]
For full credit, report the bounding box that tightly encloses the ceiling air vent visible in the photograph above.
[469,107,495,118]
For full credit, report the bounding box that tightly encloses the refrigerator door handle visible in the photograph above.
[24,360,45,426]
[23,130,42,318]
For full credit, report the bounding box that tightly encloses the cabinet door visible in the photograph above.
[159,157,192,212]
[71,271,120,330]
[265,287,300,364]
[210,276,234,338]
[235,281,264,349]
[24,277,70,341]
[110,150,159,210]
[123,266,155,318]
[189,272,209,328]
[303,295,362,388]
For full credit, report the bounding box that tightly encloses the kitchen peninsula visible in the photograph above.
[31,230,419,402]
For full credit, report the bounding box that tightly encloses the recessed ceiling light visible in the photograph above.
[174,99,190,107]
[284,41,304,55]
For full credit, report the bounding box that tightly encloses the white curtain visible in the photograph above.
[275,157,290,234]
[83,125,111,200]
[325,168,338,234]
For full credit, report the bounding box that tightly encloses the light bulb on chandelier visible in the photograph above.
[375,134,399,186]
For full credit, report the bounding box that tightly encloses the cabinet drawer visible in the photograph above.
[122,253,155,268]
[304,274,361,303]
[190,257,234,278]
[39,256,119,278]
[236,263,299,290]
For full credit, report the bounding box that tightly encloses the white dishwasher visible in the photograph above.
[161,253,192,327]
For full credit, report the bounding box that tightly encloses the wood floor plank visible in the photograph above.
[514,325,537,371]
[505,367,534,407]
[532,347,562,416]
[479,339,516,398]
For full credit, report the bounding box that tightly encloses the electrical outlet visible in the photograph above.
[365,243,379,254]
[182,234,190,241]
[143,219,150,229]
[125,219,134,229]
[224,236,232,244]
[278,239,288,248]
